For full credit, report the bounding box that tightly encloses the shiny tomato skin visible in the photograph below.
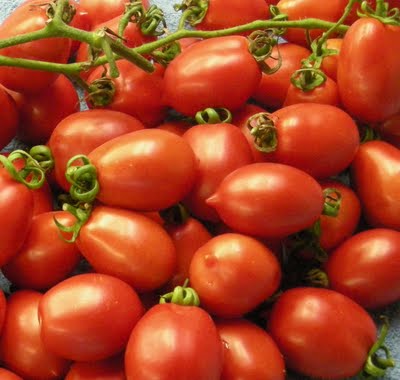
[252,43,311,109]
[76,206,177,293]
[125,303,223,380]
[0,169,34,268]
[318,180,361,251]
[163,36,262,116]
[88,129,198,211]
[207,163,324,238]
[267,287,377,379]
[326,228,400,309]
[320,38,342,81]
[48,109,145,192]
[0,0,71,94]
[189,233,281,318]
[351,140,400,229]
[0,368,24,380]
[216,319,286,380]
[88,61,167,127]
[268,103,359,179]
[2,211,81,291]
[39,273,144,362]
[337,18,400,123]
[0,290,71,380]
[16,75,79,145]
[182,122,254,222]
[0,86,19,150]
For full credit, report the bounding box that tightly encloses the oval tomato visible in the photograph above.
[216,319,286,380]
[189,233,281,317]
[267,287,377,379]
[88,129,198,211]
[0,290,71,380]
[326,228,400,309]
[39,273,144,362]
[207,163,324,238]
[125,303,223,380]
[0,86,19,150]
[163,36,261,116]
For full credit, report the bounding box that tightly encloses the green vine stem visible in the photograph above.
[195,107,232,124]
[160,279,200,306]
[246,112,278,153]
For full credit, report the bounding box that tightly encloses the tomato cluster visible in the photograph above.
[0,0,399,379]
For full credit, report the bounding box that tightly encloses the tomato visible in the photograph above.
[320,38,342,81]
[0,290,71,380]
[79,0,150,28]
[259,103,359,178]
[207,163,324,238]
[16,75,79,145]
[283,76,340,106]
[252,43,311,110]
[0,169,34,268]
[47,109,145,192]
[0,0,71,94]
[216,319,286,380]
[0,86,19,150]
[189,233,281,317]
[0,369,23,380]
[267,287,377,379]
[337,18,400,123]
[65,355,125,380]
[182,122,254,222]
[376,112,400,149]
[163,36,262,116]
[68,0,91,56]
[326,228,400,309]
[164,217,212,290]
[2,211,81,291]
[125,303,223,380]
[351,140,400,229]
[195,0,270,31]
[88,129,198,211]
[39,273,144,361]
[88,61,167,127]
[76,206,177,293]
[318,180,361,251]
[276,0,348,46]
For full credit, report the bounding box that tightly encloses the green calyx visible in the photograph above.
[247,112,277,153]
[160,279,200,306]
[195,107,232,125]
[322,188,342,217]
[151,41,181,66]
[87,76,116,107]
[174,0,209,29]
[305,268,330,288]
[358,0,400,25]
[46,0,76,25]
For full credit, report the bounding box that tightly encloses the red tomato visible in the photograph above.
[267,287,377,379]
[0,169,34,268]
[87,61,167,127]
[252,43,311,109]
[261,103,359,178]
[351,140,400,229]
[47,109,145,192]
[207,163,324,238]
[318,180,361,251]
[39,273,144,362]
[0,86,19,150]
[68,0,91,56]
[2,211,81,291]
[216,319,286,380]
[88,129,198,211]
[283,76,340,106]
[337,18,400,123]
[0,0,71,93]
[16,75,79,145]
[125,303,224,380]
[189,233,281,317]
[195,0,270,31]
[320,38,342,81]
[76,206,177,293]
[182,122,254,222]
[164,217,212,290]
[0,290,71,380]
[326,228,400,309]
[0,368,23,380]
[377,112,400,149]
[277,0,348,46]
[163,36,262,116]
[65,355,125,380]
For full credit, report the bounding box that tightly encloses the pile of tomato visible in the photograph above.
[0,0,399,379]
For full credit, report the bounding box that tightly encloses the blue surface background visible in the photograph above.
[0,0,398,379]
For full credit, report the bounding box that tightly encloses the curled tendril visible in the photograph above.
[305,268,330,288]
[174,0,209,28]
[29,145,54,172]
[140,5,167,36]
[87,75,116,107]
[119,1,146,36]
[151,41,181,65]
[246,112,277,153]
[358,0,400,25]
[195,107,232,125]
[290,67,327,92]
[322,188,342,217]
[65,155,100,204]
[160,279,200,306]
